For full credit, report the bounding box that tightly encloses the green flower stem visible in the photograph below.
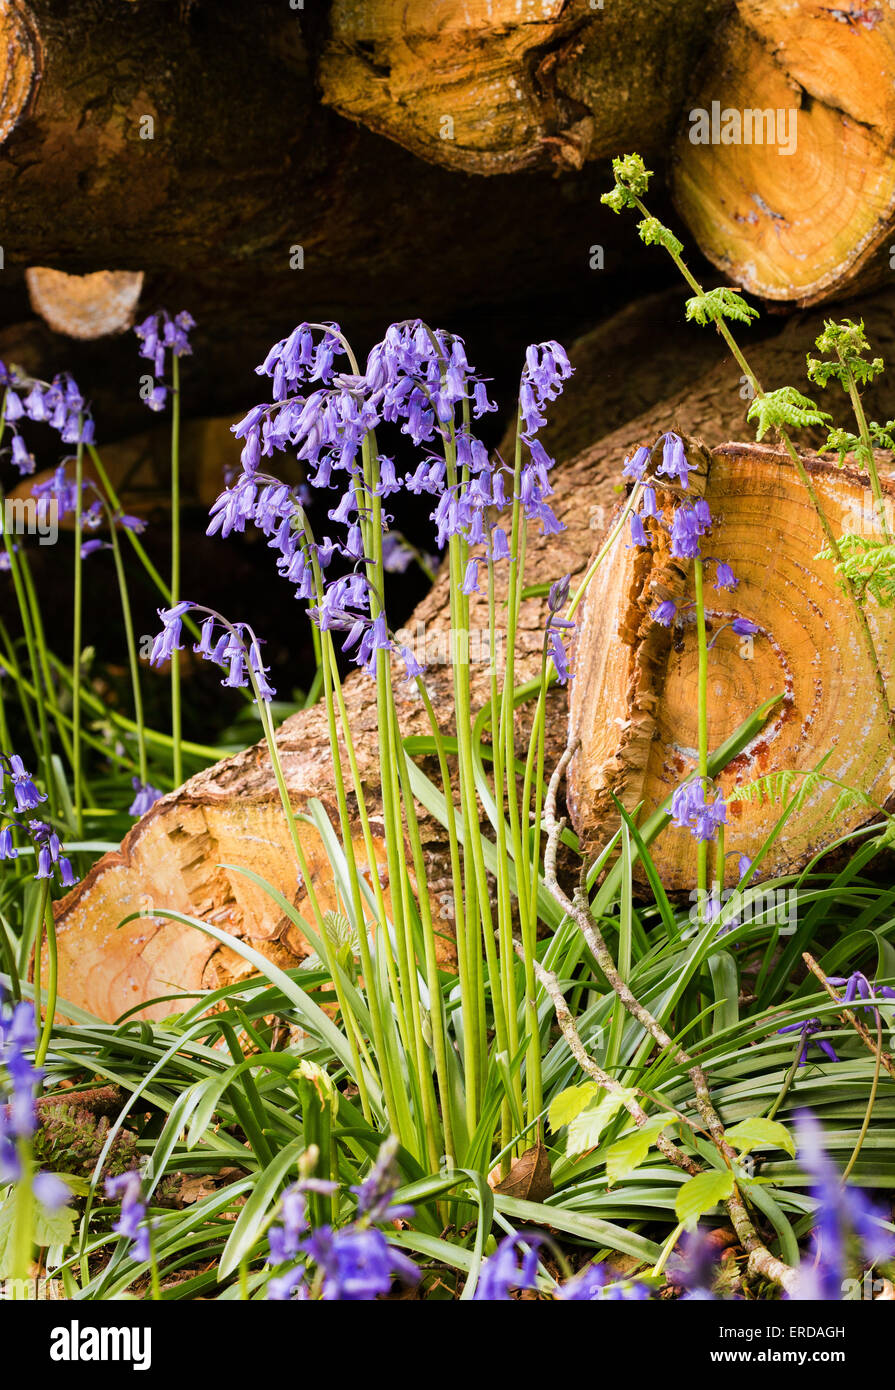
[0,593,41,765]
[487,538,523,1143]
[363,441,441,1165]
[630,190,895,748]
[12,1139,34,1287]
[72,431,85,834]
[107,512,149,786]
[170,356,183,788]
[842,1009,882,1181]
[414,674,479,1137]
[318,634,409,1138]
[841,355,892,546]
[694,557,709,921]
[16,549,76,774]
[35,881,57,1067]
[31,877,50,1037]
[253,686,374,1129]
[0,515,57,816]
[766,1043,804,1121]
[518,658,547,1125]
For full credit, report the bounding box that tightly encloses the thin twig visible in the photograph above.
[542,742,800,1294]
[802,952,895,1081]
[511,935,698,1175]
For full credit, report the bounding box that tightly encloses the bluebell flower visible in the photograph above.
[714,561,738,591]
[826,970,895,1015]
[641,485,660,519]
[669,780,727,843]
[731,618,758,635]
[622,445,650,480]
[630,512,649,547]
[656,431,690,488]
[791,1111,895,1299]
[302,1225,419,1301]
[105,1170,152,1264]
[652,599,677,626]
[128,780,164,818]
[776,1018,839,1066]
[350,1136,414,1224]
[670,504,702,559]
[475,1232,548,1300]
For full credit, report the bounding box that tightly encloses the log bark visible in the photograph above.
[49,285,895,1022]
[317,0,727,175]
[671,2,895,306]
[0,0,662,439]
[317,0,895,306]
[568,439,895,892]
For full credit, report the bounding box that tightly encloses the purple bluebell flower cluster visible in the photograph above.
[1,366,94,475]
[135,311,195,412]
[105,1170,152,1264]
[622,433,748,606]
[31,463,147,557]
[0,750,77,886]
[202,321,573,680]
[1,986,71,1211]
[474,1231,547,1300]
[776,1017,839,1065]
[669,779,728,845]
[149,604,275,702]
[791,1111,895,1299]
[265,1137,419,1301]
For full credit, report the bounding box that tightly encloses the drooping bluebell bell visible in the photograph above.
[350,1135,414,1224]
[652,599,677,626]
[128,780,164,818]
[630,512,649,548]
[670,503,704,560]
[622,445,650,481]
[656,431,690,489]
[0,986,73,1214]
[302,1224,420,1301]
[0,752,77,887]
[713,561,738,591]
[105,1170,152,1264]
[731,618,758,636]
[474,1232,546,1300]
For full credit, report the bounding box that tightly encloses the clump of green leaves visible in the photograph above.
[747,387,831,441]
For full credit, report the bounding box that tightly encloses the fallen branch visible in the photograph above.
[802,951,895,1082]
[543,742,800,1294]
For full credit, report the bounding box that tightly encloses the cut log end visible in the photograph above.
[47,793,388,1024]
[25,268,144,339]
[672,5,895,305]
[569,441,895,892]
[0,0,40,146]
